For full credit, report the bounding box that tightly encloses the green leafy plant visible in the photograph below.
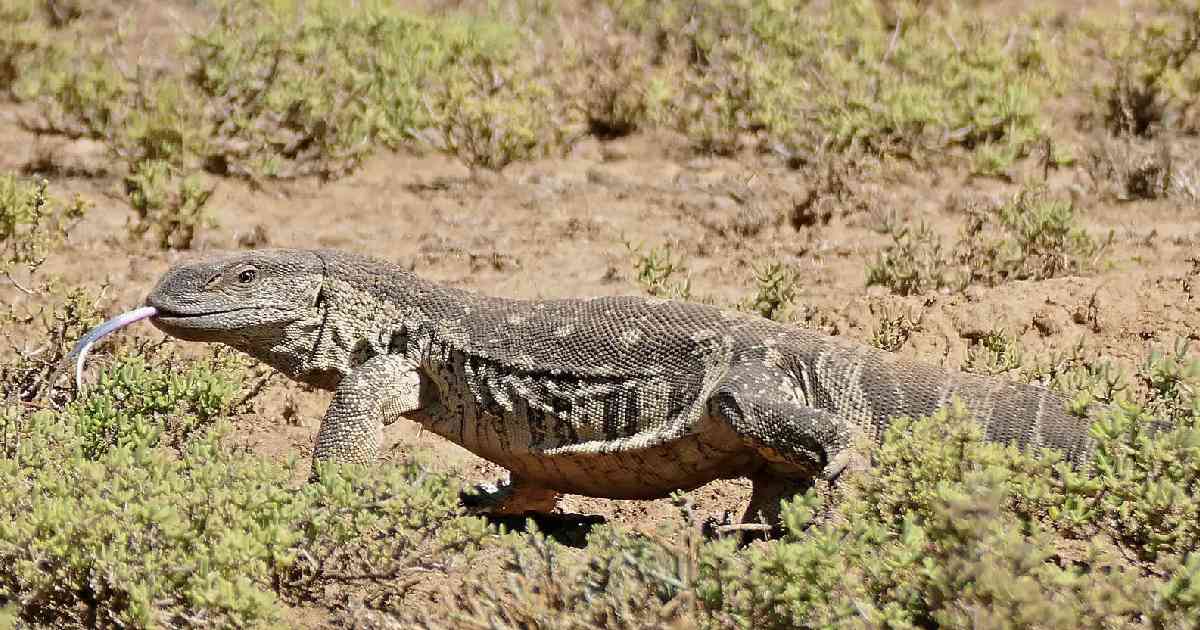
[869,303,923,352]
[1083,0,1200,136]
[866,220,953,296]
[604,0,1057,168]
[1137,338,1200,424]
[0,1,49,99]
[742,261,798,322]
[956,189,1106,286]
[124,160,215,250]
[0,174,86,291]
[64,350,244,459]
[0,412,488,628]
[870,189,1104,295]
[413,521,696,628]
[964,329,1026,376]
[627,241,692,300]
[429,62,570,171]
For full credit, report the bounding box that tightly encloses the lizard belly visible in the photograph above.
[509,430,761,498]
[420,404,759,499]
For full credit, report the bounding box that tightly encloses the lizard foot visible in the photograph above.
[459,477,561,516]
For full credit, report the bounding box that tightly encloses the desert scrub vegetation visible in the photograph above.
[741,261,799,322]
[0,414,488,627]
[0,1,51,99]
[627,241,694,300]
[9,0,571,181]
[0,291,490,628]
[6,0,1077,178]
[868,189,1105,295]
[6,296,1199,628]
[123,160,215,250]
[411,517,701,629]
[1082,0,1200,137]
[409,392,1200,628]
[0,174,86,291]
[586,0,1059,171]
[869,302,924,352]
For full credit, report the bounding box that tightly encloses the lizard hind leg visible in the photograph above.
[708,371,860,534]
[743,473,814,537]
[460,474,561,516]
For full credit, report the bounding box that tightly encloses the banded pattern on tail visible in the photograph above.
[781,335,1095,465]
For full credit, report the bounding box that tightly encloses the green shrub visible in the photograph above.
[393,389,1200,628]
[604,0,1056,169]
[627,241,693,300]
[0,412,487,628]
[741,261,798,322]
[415,522,695,629]
[1137,338,1200,424]
[0,174,87,290]
[0,0,49,99]
[24,0,548,178]
[32,49,130,142]
[1,287,109,408]
[0,377,487,629]
[964,329,1026,376]
[868,303,922,352]
[190,0,510,177]
[64,350,244,459]
[866,220,954,296]
[700,402,1200,628]
[557,28,664,139]
[869,189,1103,295]
[0,286,490,627]
[428,60,570,171]
[956,189,1106,286]
[124,159,215,250]
[1083,0,1200,136]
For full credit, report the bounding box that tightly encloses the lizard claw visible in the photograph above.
[821,450,868,484]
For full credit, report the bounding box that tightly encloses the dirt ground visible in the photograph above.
[2,1,1199,626]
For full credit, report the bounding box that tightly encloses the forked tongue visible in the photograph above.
[63,306,158,391]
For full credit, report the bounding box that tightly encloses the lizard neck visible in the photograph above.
[291,257,484,389]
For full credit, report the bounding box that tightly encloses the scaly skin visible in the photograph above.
[145,249,1094,527]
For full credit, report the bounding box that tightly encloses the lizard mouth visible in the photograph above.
[153,306,251,319]
[149,306,285,337]
[151,306,259,324]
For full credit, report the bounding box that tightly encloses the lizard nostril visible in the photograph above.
[203,273,221,289]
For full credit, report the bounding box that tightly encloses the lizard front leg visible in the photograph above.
[310,354,425,479]
[459,474,561,516]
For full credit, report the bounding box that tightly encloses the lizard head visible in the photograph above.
[146,249,326,340]
[145,249,332,383]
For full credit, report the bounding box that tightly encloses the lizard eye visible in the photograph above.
[237,269,257,284]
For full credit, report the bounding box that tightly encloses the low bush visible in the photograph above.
[124,160,214,250]
[868,189,1104,295]
[866,220,954,296]
[956,189,1106,286]
[741,261,798,322]
[0,289,489,628]
[627,241,693,300]
[363,340,1200,628]
[868,302,923,352]
[0,174,87,289]
[412,521,696,629]
[0,412,487,628]
[602,0,1057,171]
[1083,0,1200,136]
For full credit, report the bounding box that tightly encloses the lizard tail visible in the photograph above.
[784,338,1096,466]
